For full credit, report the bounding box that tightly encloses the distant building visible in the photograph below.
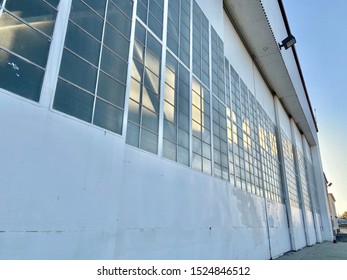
[337,219,347,235]
[328,193,338,236]
[0,0,333,259]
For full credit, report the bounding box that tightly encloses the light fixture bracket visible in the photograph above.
[279,34,296,50]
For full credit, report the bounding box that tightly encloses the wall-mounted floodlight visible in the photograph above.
[279,34,296,50]
[328,182,333,187]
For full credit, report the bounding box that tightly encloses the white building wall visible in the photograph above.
[266,201,291,258]
[116,146,270,259]
[306,210,317,244]
[0,92,123,259]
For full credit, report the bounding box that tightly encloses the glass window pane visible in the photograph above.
[164,84,175,105]
[192,153,202,171]
[178,128,189,149]
[128,99,140,124]
[83,0,107,16]
[163,119,177,143]
[6,0,57,36]
[178,113,189,131]
[131,58,143,81]
[70,0,103,40]
[149,0,163,22]
[53,79,94,122]
[101,47,128,83]
[202,142,211,159]
[203,158,211,174]
[144,69,159,94]
[166,51,177,71]
[164,101,176,123]
[167,19,179,40]
[136,1,147,24]
[126,122,140,147]
[135,21,146,44]
[140,129,158,154]
[142,87,159,113]
[142,107,158,133]
[145,49,160,76]
[104,24,129,60]
[65,21,100,66]
[45,0,60,8]
[178,80,189,98]
[177,146,189,166]
[59,49,97,93]
[163,139,176,161]
[129,78,141,102]
[107,2,131,38]
[112,0,133,18]
[133,39,145,63]
[93,98,123,134]
[165,68,176,88]
[97,72,125,108]
[148,13,162,39]
[0,49,44,101]
[0,12,50,68]
[147,32,162,58]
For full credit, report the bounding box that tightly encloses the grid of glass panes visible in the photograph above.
[192,0,209,87]
[225,60,235,184]
[247,93,263,197]
[163,51,190,165]
[126,20,162,154]
[258,107,283,203]
[211,28,225,103]
[212,96,229,180]
[0,0,59,101]
[306,156,320,213]
[224,58,231,109]
[226,106,235,185]
[53,0,133,134]
[137,0,164,40]
[167,0,190,67]
[268,124,282,202]
[281,131,300,207]
[297,149,312,210]
[230,67,246,190]
[240,80,250,192]
[192,78,212,174]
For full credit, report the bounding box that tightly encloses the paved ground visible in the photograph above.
[275,239,347,260]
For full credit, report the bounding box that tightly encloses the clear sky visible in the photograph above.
[283,0,347,215]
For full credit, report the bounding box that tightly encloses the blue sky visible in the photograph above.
[283,0,347,215]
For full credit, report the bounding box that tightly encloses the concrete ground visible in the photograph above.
[275,240,347,260]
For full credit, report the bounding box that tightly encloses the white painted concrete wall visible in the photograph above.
[266,201,291,258]
[306,210,317,245]
[0,91,123,259]
[291,207,306,250]
[116,146,272,259]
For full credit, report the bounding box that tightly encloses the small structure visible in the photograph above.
[327,193,339,239]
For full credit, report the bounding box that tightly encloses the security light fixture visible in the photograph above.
[279,34,296,50]
[328,182,333,187]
